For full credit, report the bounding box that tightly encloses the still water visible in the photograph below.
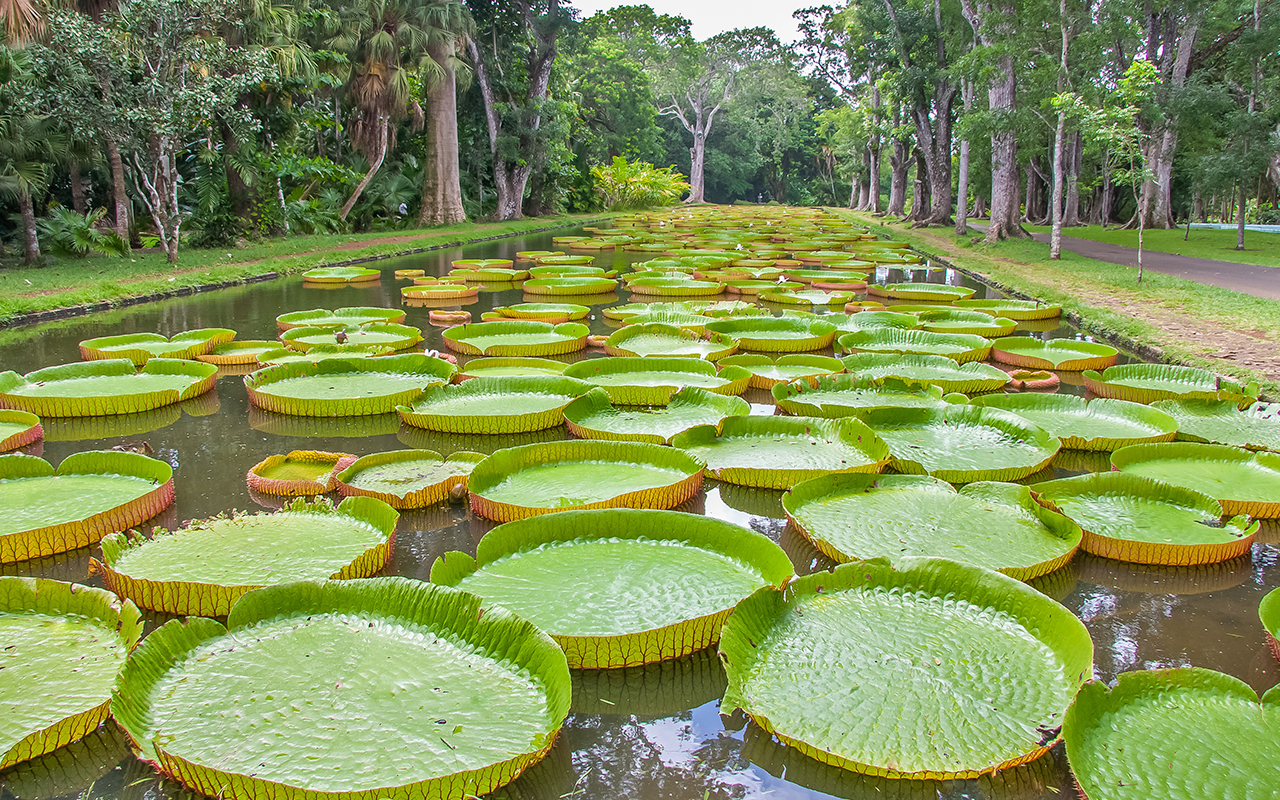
[1,227,1277,800]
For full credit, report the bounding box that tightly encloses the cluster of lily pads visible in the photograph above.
[4,205,1280,800]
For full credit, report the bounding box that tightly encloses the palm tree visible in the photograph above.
[417,2,471,226]
[0,0,41,45]
[0,47,68,263]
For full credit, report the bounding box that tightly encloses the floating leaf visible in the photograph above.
[0,359,216,417]
[396,376,590,434]
[0,410,41,452]
[1111,442,1280,518]
[443,321,589,357]
[563,357,751,405]
[256,343,396,364]
[246,449,351,496]
[522,276,618,295]
[842,353,1010,394]
[335,449,485,508]
[564,386,749,444]
[989,337,1118,371]
[838,328,991,363]
[1151,399,1280,452]
[457,357,570,379]
[244,353,455,417]
[302,266,380,283]
[194,340,278,365]
[971,394,1178,450]
[604,323,738,360]
[1084,364,1259,405]
[866,283,976,301]
[490,303,590,321]
[704,316,837,353]
[275,307,406,331]
[79,329,235,364]
[773,374,947,417]
[954,299,1062,320]
[718,354,844,389]
[280,322,423,353]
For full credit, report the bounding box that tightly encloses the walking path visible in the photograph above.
[970,223,1280,301]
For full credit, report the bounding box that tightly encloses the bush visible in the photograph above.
[589,157,690,210]
[36,207,129,257]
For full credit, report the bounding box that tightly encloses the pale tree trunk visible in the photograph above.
[17,186,39,265]
[418,38,467,226]
[955,79,974,236]
[1050,0,1070,260]
[849,170,861,209]
[340,114,387,221]
[1136,13,1200,230]
[69,160,88,215]
[856,150,871,208]
[910,148,931,221]
[886,137,909,216]
[688,135,707,204]
[1237,182,1247,250]
[106,138,131,250]
[868,145,882,212]
[1063,131,1082,226]
[868,82,883,213]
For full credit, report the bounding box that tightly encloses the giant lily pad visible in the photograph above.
[704,317,837,353]
[0,410,41,452]
[830,310,921,332]
[431,509,791,669]
[760,288,854,306]
[1152,399,1280,452]
[1084,364,1259,405]
[718,354,844,389]
[79,329,236,364]
[1034,472,1257,565]
[863,405,1061,482]
[990,337,1118,371]
[0,577,142,770]
[670,416,889,490]
[0,359,216,417]
[110,578,570,799]
[457,357,569,380]
[619,309,718,333]
[396,376,590,434]
[400,283,479,300]
[335,449,485,508]
[912,309,1017,337]
[244,353,455,417]
[92,497,396,616]
[302,266,380,283]
[1111,442,1280,518]
[719,558,1093,779]
[564,386,750,444]
[449,266,529,282]
[838,328,991,363]
[467,440,704,522]
[954,299,1062,320]
[867,283,976,301]
[280,322,423,352]
[523,276,618,295]
[842,353,1010,394]
[276,307,406,331]
[628,277,725,296]
[783,474,1081,579]
[972,394,1178,451]
[604,323,738,360]
[490,303,590,321]
[773,375,948,418]
[246,449,351,496]
[563,357,751,406]
[0,451,174,563]
[527,265,612,278]
[194,340,278,365]
[256,343,396,364]
[1063,668,1280,800]
[443,321,589,357]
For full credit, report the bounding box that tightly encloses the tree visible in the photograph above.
[0,48,69,263]
[417,2,472,226]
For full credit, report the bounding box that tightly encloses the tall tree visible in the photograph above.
[417,2,472,225]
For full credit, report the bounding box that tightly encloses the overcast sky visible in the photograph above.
[569,0,804,42]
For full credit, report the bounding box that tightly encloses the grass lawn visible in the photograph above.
[0,214,607,323]
[834,209,1280,396]
[1023,223,1280,268]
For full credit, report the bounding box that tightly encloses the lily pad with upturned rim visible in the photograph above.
[1084,364,1260,406]
[275,307,406,331]
[490,303,590,321]
[246,450,352,496]
[255,343,396,365]
[395,376,591,434]
[448,267,529,282]
[971,394,1178,451]
[603,323,738,360]
[0,577,143,770]
[1261,587,1280,661]
[866,283,976,301]
[79,329,236,364]
[759,288,855,306]
[989,337,1119,371]
[431,509,792,669]
[1151,399,1280,452]
[628,277,725,297]
[280,322,423,353]
[910,309,1017,337]
[467,439,704,522]
[522,276,618,295]
[562,357,751,405]
[109,577,571,800]
[717,354,844,389]
[443,321,589,357]
[335,449,486,508]
[830,310,921,332]
[838,328,992,363]
[783,474,1081,579]
[773,375,948,418]
[400,283,480,300]
[0,359,217,418]
[194,341,278,365]
[244,353,456,417]
[618,309,718,333]
[1111,442,1280,518]
[719,558,1093,779]
[670,415,890,490]
[302,266,381,283]
[954,299,1062,320]
[456,357,570,380]
[842,353,1010,394]
[0,410,41,452]
[1033,471,1257,565]
[704,317,837,354]
[563,386,750,444]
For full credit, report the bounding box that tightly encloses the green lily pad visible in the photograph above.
[1261,587,1280,660]
[431,509,792,668]
[954,299,1062,320]
[971,394,1178,451]
[628,277,725,296]
[457,357,569,379]
[1084,364,1260,405]
[619,309,718,333]
[563,357,752,404]
[862,405,1061,482]
[78,328,236,364]
[275,307,406,331]
[280,322,423,353]
[1063,668,1280,800]
[0,410,41,452]
[452,258,515,269]
[704,317,837,353]
[838,328,992,363]
[523,276,618,295]
[335,449,485,508]
[0,577,142,770]
[563,386,750,444]
[1111,442,1280,518]
[773,375,947,417]
[603,323,738,360]
[759,288,855,306]
[535,252,593,263]
[718,354,844,389]
[194,340,278,365]
[245,353,456,417]
[687,299,768,317]
[867,283,977,301]
[830,310,922,332]
[1034,471,1257,565]
[448,267,529,282]
[93,497,397,616]
[490,303,590,321]
[842,353,1010,394]
[783,474,1081,579]
[396,376,590,434]
[719,558,1093,778]
[467,440,704,522]
[670,416,890,490]
[256,343,396,364]
[0,359,217,417]
[400,283,479,300]
[527,265,612,278]
[110,578,570,799]
[443,321,589,357]
[908,309,1017,337]
[1152,399,1280,452]
[302,266,381,283]
[990,337,1119,371]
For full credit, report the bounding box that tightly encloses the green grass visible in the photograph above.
[1023,223,1280,268]
[0,214,609,323]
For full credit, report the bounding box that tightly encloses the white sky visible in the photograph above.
[569,0,804,42]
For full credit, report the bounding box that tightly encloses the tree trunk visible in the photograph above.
[984,59,1026,240]
[106,138,131,250]
[1063,130,1082,226]
[418,39,467,226]
[69,160,88,215]
[868,145,882,212]
[910,148,931,221]
[955,80,974,236]
[1135,14,1200,230]
[1050,111,1067,259]
[340,114,388,221]
[849,169,861,209]
[1192,190,1205,222]
[687,135,707,204]
[1237,181,1247,250]
[886,138,908,216]
[17,186,39,265]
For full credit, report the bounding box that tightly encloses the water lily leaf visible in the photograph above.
[400,283,479,300]
[302,266,380,283]
[773,374,947,417]
[1034,471,1256,565]
[457,357,569,379]
[194,340,278,365]
[79,329,236,364]
[863,405,1061,482]
[989,337,1118,371]
[830,310,922,332]
[604,323,738,360]
[0,721,131,799]
[0,451,174,563]
[527,265,612,279]
[275,307,406,331]
[0,359,217,417]
[619,309,718,333]
[523,276,618,295]
[396,376,590,434]
[628,277,725,296]
[1084,364,1259,405]
[431,509,792,668]
[704,317,837,353]
[1151,399,1280,452]
[719,558,1093,779]
[443,321,589,357]
[0,577,142,770]
[1261,587,1280,661]
[92,497,396,616]
[110,577,570,799]
[255,343,396,364]
[244,353,455,417]
[0,410,41,452]
[907,309,1017,337]
[1111,442,1280,518]
[335,449,485,508]
[671,415,890,490]
[838,328,992,363]
[760,288,855,306]
[718,354,844,389]
[246,449,351,496]
[783,474,1081,580]
[842,353,1010,394]
[467,440,704,522]
[866,283,976,301]
[954,299,1062,320]
[490,302,590,321]
[562,357,751,404]
[971,394,1178,450]
[1063,668,1280,800]
[280,322,423,353]
[448,267,530,282]
[564,386,749,444]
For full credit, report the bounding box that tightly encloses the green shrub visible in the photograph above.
[589,157,690,210]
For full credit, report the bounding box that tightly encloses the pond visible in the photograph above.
[2,224,1277,800]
